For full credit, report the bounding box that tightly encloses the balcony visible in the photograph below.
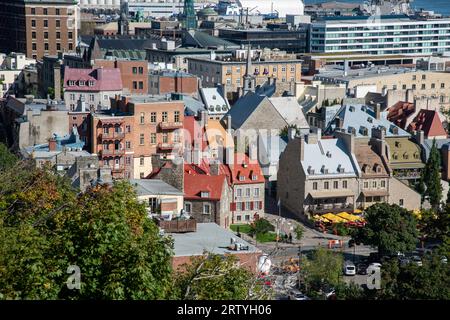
[101,148,125,156]
[100,132,125,140]
[155,217,197,233]
[159,122,183,130]
[157,142,182,151]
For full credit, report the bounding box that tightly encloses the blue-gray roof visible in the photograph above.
[183,95,206,116]
[226,92,267,129]
[325,104,410,138]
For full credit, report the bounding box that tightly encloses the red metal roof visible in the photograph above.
[63,67,123,92]
[408,109,448,138]
[386,101,415,129]
[184,163,227,200]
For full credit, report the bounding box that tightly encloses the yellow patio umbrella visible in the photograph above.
[337,212,362,222]
[322,213,347,223]
[353,209,363,214]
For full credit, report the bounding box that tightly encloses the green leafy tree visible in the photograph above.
[447,182,450,204]
[0,165,174,299]
[377,254,450,299]
[421,139,443,208]
[301,248,344,297]
[172,253,270,300]
[294,224,304,241]
[249,218,274,237]
[47,87,55,99]
[352,203,418,255]
[0,143,17,171]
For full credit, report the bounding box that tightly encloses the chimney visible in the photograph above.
[299,134,305,161]
[225,114,232,133]
[200,110,208,127]
[97,67,103,81]
[416,130,425,145]
[225,146,234,166]
[249,142,257,162]
[306,127,320,144]
[210,160,220,175]
[288,126,296,141]
[375,103,381,120]
[48,137,57,151]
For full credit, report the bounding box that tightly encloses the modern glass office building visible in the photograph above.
[309,15,450,55]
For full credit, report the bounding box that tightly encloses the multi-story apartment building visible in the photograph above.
[278,129,360,218]
[0,0,78,60]
[90,94,184,179]
[63,67,123,111]
[277,128,421,218]
[0,52,35,97]
[187,48,302,99]
[94,59,149,95]
[315,68,450,110]
[148,70,199,96]
[309,15,450,55]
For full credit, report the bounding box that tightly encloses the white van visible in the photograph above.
[343,261,356,276]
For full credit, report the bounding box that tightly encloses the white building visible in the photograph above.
[237,0,304,17]
[310,15,450,55]
[0,53,36,97]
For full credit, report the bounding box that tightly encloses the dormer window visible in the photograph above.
[393,152,398,160]
[321,165,328,174]
[78,80,85,86]
[68,80,75,86]
[367,117,373,123]
[403,152,409,160]
[326,151,332,158]
[239,175,245,181]
[212,95,216,100]
[395,141,402,148]
[200,191,210,198]
[252,174,257,181]
[360,126,368,136]
[337,164,344,173]
[307,166,315,175]
[349,106,355,112]
[374,164,382,173]
[88,80,95,87]
[414,152,420,159]
[391,126,399,134]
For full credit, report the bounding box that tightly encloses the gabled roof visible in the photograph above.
[326,104,410,138]
[184,164,227,200]
[63,67,122,92]
[225,153,265,185]
[182,30,238,49]
[408,109,447,138]
[268,97,310,129]
[386,101,416,129]
[226,92,267,129]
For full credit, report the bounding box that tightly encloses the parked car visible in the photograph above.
[343,261,356,276]
[411,255,423,266]
[357,262,368,275]
[368,262,381,269]
[288,289,311,300]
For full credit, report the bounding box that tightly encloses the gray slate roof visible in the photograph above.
[130,179,183,196]
[170,223,261,257]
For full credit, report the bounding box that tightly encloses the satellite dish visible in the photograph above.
[257,254,272,274]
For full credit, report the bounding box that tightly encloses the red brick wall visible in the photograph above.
[94,60,148,94]
[159,76,198,96]
[69,112,91,150]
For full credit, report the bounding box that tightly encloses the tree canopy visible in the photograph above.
[352,203,418,255]
[421,139,443,208]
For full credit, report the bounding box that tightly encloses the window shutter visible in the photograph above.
[250,202,254,210]
[230,202,236,211]
[259,201,263,210]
